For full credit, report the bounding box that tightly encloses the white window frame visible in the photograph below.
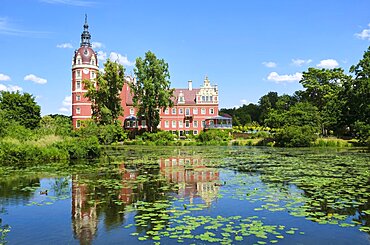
[193,130,198,135]
[172,120,176,128]
[165,108,169,114]
[76,70,81,79]
[179,120,183,128]
[76,81,81,90]
[76,95,81,101]
[76,107,81,114]
[165,120,169,128]
[193,108,198,115]
[185,120,190,128]
[185,108,190,116]
[172,108,176,114]
[201,108,206,115]
[210,108,214,114]
[179,108,183,114]
[141,120,146,128]
[194,120,198,128]
[130,108,134,115]
[76,120,81,128]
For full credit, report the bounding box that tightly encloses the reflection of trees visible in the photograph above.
[0,177,40,205]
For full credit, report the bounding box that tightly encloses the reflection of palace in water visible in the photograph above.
[159,157,220,206]
[71,156,219,243]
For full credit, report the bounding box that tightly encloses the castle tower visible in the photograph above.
[72,15,98,128]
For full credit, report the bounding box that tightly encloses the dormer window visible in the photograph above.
[77,59,81,65]
[178,91,185,104]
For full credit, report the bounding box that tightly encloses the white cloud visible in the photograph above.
[355,24,370,40]
[0,17,49,37]
[0,84,22,92]
[316,59,339,69]
[109,52,133,66]
[262,61,277,68]
[97,50,107,61]
[291,58,312,67]
[92,42,103,49]
[56,42,73,48]
[62,95,72,106]
[59,95,72,114]
[0,73,11,81]
[39,0,95,7]
[24,74,47,84]
[267,72,303,84]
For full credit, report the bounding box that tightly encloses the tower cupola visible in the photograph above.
[80,14,91,47]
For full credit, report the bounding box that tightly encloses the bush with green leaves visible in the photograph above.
[274,125,319,147]
[75,120,127,145]
[139,130,176,142]
[197,129,232,142]
[354,121,370,146]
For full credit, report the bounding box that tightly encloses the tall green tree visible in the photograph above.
[299,67,350,135]
[85,59,125,125]
[131,51,174,132]
[0,91,41,129]
[258,91,279,123]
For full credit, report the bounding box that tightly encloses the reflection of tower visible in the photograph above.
[118,163,138,205]
[159,157,219,205]
[71,174,98,245]
[71,15,99,129]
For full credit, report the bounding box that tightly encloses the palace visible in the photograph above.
[71,17,232,135]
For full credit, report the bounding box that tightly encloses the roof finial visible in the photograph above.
[80,14,91,47]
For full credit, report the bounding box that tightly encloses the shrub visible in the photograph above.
[197,129,232,142]
[274,125,318,147]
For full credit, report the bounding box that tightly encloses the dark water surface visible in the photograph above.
[1,146,370,244]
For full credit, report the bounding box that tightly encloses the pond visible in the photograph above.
[0,146,370,244]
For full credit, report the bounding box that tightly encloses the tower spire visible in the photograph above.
[80,14,91,47]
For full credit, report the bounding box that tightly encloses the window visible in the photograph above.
[172,108,176,115]
[179,108,183,114]
[165,108,169,114]
[91,59,95,66]
[91,71,96,79]
[185,130,190,135]
[179,96,184,103]
[76,107,80,114]
[76,70,81,78]
[76,81,81,90]
[165,120,169,128]
[77,59,81,65]
[201,108,206,115]
[179,121,183,128]
[202,120,205,127]
[130,108,134,115]
[141,120,146,128]
[210,108,214,114]
[76,95,81,101]
[202,96,205,102]
[172,120,176,128]
[126,121,130,128]
[194,120,198,128]
[76,120,81,128]
[193,130,198,135]
[185,120,190,128]
[193,108,198,114]
[185,108,190,116]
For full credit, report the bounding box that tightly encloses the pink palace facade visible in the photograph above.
[72,17,231,135]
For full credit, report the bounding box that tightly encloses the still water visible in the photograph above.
[1,146,370,244]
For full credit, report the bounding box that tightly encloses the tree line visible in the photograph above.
[221,46,370,146]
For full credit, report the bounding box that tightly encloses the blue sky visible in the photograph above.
[0,0,369,115]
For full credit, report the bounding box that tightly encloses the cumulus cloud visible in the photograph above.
[316,59,339,69]
[109,52,133,66]
[59,95,72,114]
[92,42,103,49]
[267,72,303,84]
[291,58,312,67]
[24,74,47,84]
[57,42,73,48]
[0,84,22,92]
[0,73,11,81]
[355,24,370,40]
[97,50,107,61]
[262,61,277,68]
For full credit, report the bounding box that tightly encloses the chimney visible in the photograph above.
[188,80,192,91]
